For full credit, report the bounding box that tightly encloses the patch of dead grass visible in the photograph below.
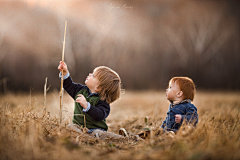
[0,90,240,159]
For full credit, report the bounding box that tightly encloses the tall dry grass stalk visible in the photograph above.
[0,91,239,159]
[44,77,51,109]
[59,21,67,124]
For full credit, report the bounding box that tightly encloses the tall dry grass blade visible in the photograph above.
[74,114,86,128]
[44,77,51,115]
[29,87,34,108]
[44,77,47,110]
[59,89,64,124]
[59,21,67,124]
[232,114,239,132]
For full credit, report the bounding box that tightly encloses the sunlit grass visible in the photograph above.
[0,91,239,159]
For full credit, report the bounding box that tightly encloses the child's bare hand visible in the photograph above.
[175,114,182,123]
[58,61,68,76]
[76,94,88,109]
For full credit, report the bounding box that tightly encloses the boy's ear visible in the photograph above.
[95,86,101,92]
[177,91,183,98]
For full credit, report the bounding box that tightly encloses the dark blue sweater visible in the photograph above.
[63,76,110,123]
[161,99,198,132]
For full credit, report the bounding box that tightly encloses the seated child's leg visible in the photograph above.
[91,129,125,140]
[66,124,83,134]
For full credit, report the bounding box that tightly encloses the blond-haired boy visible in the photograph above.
[58,61,123,139]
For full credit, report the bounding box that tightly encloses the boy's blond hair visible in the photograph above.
[170,77,196,101]
[94,66,121,104]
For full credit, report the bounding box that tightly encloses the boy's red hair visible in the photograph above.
[170,77,196,101]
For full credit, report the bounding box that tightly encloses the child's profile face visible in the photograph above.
[166,80,181,101]
[85,71,100,93]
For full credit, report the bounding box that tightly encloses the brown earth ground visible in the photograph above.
[0,90,240,160]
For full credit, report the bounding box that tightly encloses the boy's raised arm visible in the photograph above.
[58,61,85,99]
[62,76,85,99]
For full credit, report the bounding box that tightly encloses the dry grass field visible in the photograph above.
[0,90,240,160]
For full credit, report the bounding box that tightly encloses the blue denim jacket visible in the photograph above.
[161,99,198,132]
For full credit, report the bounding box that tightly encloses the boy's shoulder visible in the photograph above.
[172,101,197,114]
[74,85,89,93]
[174,100,197,109]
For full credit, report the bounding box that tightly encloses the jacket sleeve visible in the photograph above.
[62,76,85,99]
[85,100,110,121]
[181,104,198,125]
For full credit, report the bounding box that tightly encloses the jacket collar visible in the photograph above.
[170,99,191,108]
[87,90,99,98]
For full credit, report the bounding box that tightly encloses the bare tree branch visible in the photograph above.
[203,30,232,65]
[165,27,188,65]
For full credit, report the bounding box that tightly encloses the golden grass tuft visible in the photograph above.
[0,90,240,159]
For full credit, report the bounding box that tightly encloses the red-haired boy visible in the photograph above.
[161,77,198,132]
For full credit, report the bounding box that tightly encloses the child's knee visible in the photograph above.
[91,129,105,136]
[66,124,83,133]
[92,129,125,140]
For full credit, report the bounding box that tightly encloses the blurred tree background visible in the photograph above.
[0,0,239,93]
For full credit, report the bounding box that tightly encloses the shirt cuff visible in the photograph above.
[180,115,184,124]
[82,102,91,112]
[59,72,70,80]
